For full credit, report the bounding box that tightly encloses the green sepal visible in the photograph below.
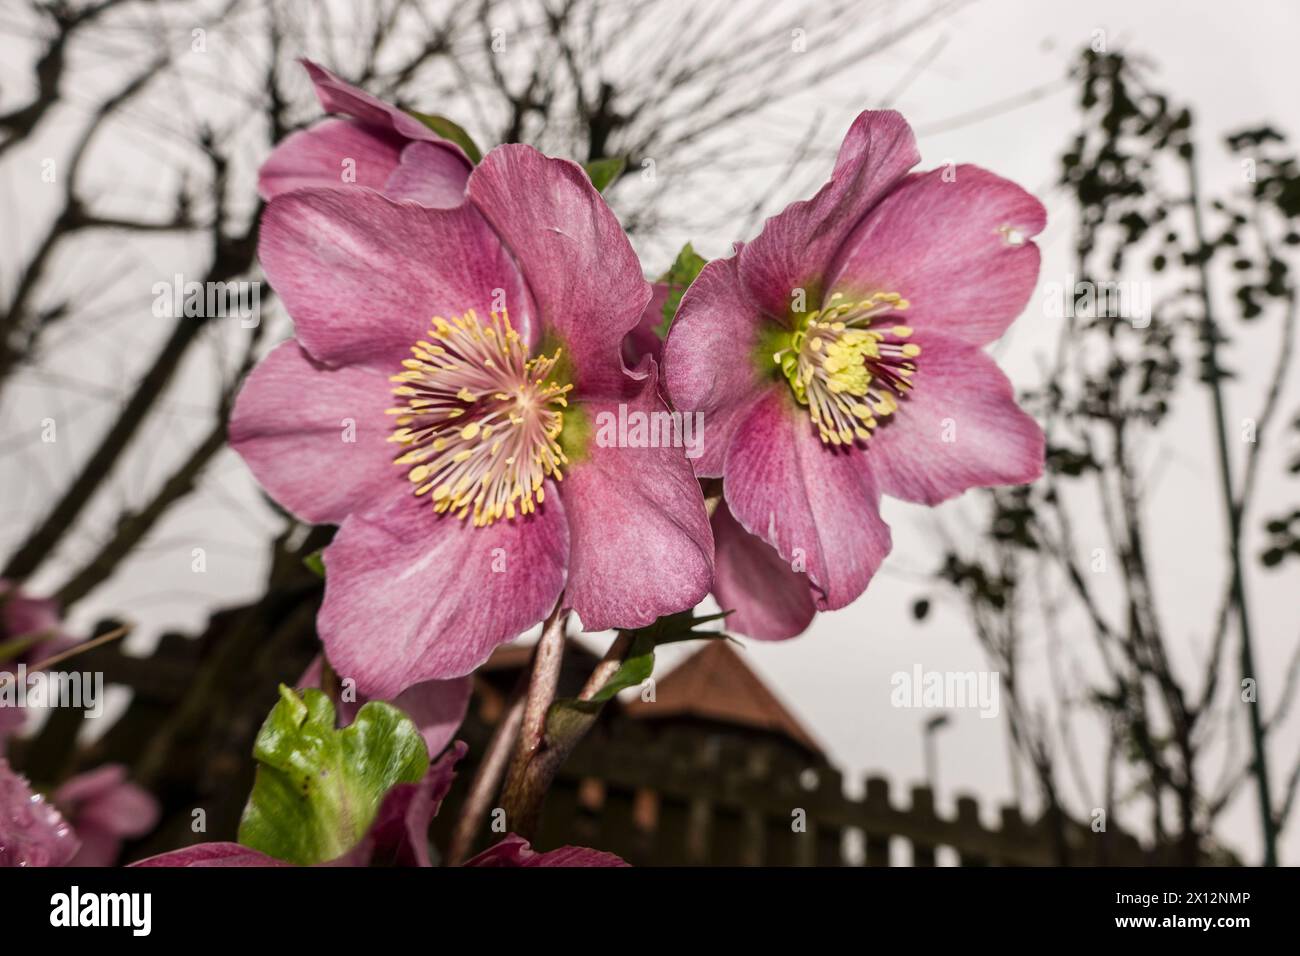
[584,156,626,192]
[406,111,483,164]
[302,549,325,578]
[656,243,708,338]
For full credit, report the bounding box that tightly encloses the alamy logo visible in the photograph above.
[594,403,704,459]
[1042,274,1151,327]
[50,886,151,936]
[890,665,1000,718]
[152,274,261,327]
[0,666,102,718]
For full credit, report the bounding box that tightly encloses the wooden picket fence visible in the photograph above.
[436,720,1188,867]
[12,608,1204,866]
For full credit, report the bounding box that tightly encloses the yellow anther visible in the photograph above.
[390,307,571,526]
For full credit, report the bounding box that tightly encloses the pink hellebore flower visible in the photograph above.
[0,580,73,742]
[53,765,161,867]
[0,579,68,663]
[665,111,1046,639]
[1,586,157,868]
[259,60,472,207]
[231,144,713,697]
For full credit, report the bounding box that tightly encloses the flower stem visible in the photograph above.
[0,624,130,686]
[579,632,633,699]
[499,600,569,838]
[498,617,638,841]
[446,676,526,865]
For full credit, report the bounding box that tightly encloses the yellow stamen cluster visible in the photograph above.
[387,309,572,526]
[774,291,920,445]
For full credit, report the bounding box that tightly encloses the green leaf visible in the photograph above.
[656,243,708,338]
[405,111,483,164]
[587,633,656,703]
[583,156,626,192]
[302,549,325,578]
[545,631,654,740]
[588,609,733,702]
[623,607,732,647]
[544,609,731,747]
[237,686,429,865]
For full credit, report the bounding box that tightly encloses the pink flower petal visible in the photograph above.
[258,118,403,200]
[0,584,68,751]
[711,502,815,640]
[132,842,289,867]
[622,282,669,367]
[724,388,892,611]
[300,656,471,759]
[54,765,158,837]
[467,144,650,398]
[0,706,23,747]
[827,165,1047,346]
[318,491,568,697]
[260,62,471,205]
[390,678,473,759]
[865,332,1045,504]
[0,580,61,645]
[349,741,465,867]
[383,141,472,208]
[53,764,159,866]
[259,189,534,368]
[229,341,401,526]
[0,583,72,671]
[662,255,771,477]
[560,363,713,631]
[48,764,125,806]
[465,833,627,867]
[737,111,919,319]
[302,60,471,160]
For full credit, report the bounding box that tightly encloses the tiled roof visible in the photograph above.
[624,640,823,756]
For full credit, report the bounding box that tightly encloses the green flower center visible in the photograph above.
[767,291,920,445]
